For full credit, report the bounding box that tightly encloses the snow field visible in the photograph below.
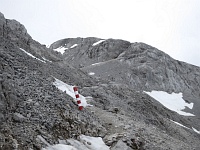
[145,91,195,116]
[146,90,200,134]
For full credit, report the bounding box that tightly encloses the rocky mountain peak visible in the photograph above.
[0,13,31,47]
[1,12,200,149]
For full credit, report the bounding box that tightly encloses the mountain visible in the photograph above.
[50,37,200,117]
[0,12,200,149]
[0,12,104,150]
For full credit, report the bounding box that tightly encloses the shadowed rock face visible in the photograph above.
[51,37,200,116]
[1,11,200,149]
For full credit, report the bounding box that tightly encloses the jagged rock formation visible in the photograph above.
[0,12,200,149]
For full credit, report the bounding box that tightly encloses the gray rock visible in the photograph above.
[52,37,200,117]
[66,139,90,150]
[13,113,26,122]
[111,140,132,150]
[0,113,5,122]
[0,11,200,150]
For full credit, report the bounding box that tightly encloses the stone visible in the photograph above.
[0,11,200,150]
[13,113,26,122]
[0,113,5,122]
[52,37,200,117]
[111,140,132,150]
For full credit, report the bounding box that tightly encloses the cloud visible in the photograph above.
[0,0,199,66]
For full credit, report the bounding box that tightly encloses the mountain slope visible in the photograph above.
[0,12,200,149]
[0,12,106,149]
[51,37,200,117]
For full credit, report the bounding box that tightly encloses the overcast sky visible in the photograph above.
[0,0,200,66]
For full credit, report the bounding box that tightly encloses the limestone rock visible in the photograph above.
[51,37,200,117]
[13,113,26,122]
[0,11,200,149]
[111,140,132,150]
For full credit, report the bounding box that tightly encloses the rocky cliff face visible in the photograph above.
[0,12,62,63]
[0,12,200,149]
[51,37,200,117]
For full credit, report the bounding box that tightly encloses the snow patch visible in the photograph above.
[91,62,104,66]
[42,144,77,150]
[19,48,46,63]
[88,72,95,75]
[53,46,68,54]
[42,135,109,150]
[42,57,52,63]
[52,78,91,107]
[170,120,190,129]
[171,120,200,134]
[145,91,195,116]
[70,44,78,48]
[192,127,200,134]
[80,135,110,150]
[92,40,105,46]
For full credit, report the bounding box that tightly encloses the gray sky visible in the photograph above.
[0,0,200,66]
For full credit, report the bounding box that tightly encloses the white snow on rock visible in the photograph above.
[88,72,95,75]
[170,120,190,129]
[52,78,91,107]
[19,48,46,63]
[91,62,105,66]
[66,139,90,150]
[70,44,78,48]
[53,46,68,54]
[171,120,200,134]
[192,127,200,134]
[145,91,195,116]
[92,62,100,66]
[42,57,52,63]
[42,144,77,150]
[42,135,109,150]
[79,135,110,150]
[92,40,105,46]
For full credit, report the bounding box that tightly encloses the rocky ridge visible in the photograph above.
[51,37,200,117]
[0,12,200,149]
[0,12,105,149]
